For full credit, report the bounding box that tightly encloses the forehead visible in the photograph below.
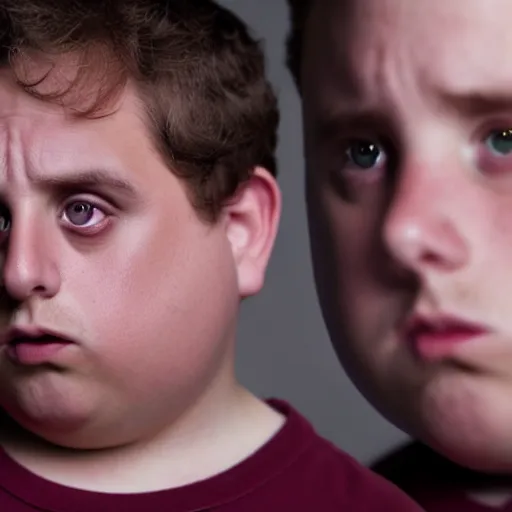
[0,68,151,180]
[303,0,512,112]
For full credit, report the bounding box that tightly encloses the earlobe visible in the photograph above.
[225,166,281,298]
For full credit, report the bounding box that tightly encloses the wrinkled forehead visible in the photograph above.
[0,70,148,187]
[302,0,512,111]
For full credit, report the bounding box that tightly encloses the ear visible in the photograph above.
[224,167,281,298]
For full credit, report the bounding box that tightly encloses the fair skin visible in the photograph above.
[302,0,512,502]
[0,61,283,493]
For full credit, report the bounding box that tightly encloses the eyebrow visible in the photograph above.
[439,90,512,116]
[312,89,512,142]
[312,106,390,142]
[30,169,139,199]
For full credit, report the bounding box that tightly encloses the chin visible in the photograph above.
[15,409,90,442]
[413,378,512,474]
[426,433,512,474]
[4,393,99,448]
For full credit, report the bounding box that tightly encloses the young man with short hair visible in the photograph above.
[0,1,420,510]
[286,0,512,509]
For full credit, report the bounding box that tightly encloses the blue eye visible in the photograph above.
[346,140,384,169]
[485,128,512,156]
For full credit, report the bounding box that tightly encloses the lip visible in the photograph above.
[404,314,491,361]
[1,325,75,366]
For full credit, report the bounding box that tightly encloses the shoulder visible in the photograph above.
[303,435,422,510]
[371,440,481,494]
[267,400,421,510]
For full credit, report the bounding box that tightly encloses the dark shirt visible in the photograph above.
[373,440,512,511]
[0,399,421,511]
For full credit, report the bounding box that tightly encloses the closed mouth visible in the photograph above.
[403,314,490,360]
[406,317,489,339]
[1,326,74,347]
[2,328,74,365]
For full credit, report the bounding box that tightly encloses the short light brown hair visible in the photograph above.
[0,0,278,221]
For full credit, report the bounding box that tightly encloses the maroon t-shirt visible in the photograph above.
[0,399,421,511]
[372,441,512,511]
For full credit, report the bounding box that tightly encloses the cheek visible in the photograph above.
[309,191,369,286]
[308,192,406,380]
[454,191,512,324]
[63,219,237,382]
[489,194,512,259]
[310,191,394,325]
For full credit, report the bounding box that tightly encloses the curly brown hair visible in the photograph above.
[285,0,312,90]
[0,0,278,221]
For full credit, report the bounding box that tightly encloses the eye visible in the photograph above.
[61,201,107,230]
[0,209,11,233]
[345,139,386,170]
[485,128,512,156]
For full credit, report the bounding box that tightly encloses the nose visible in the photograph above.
[1,214,61,301]
[383,162,469,274]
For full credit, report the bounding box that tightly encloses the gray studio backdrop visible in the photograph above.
[222,0,409,463]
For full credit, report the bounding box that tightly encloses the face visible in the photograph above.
[0,64,277,450]
[302,0,512,471]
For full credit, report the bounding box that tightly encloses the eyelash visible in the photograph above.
[335,125,512,181]
[0,196,114,243]
[59,197,112,234]
[335,138,390,184]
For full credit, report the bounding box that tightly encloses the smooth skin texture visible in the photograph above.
[302,0,512,480]
[0,61,284,493]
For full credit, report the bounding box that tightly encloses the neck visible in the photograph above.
[0,383,285,493]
